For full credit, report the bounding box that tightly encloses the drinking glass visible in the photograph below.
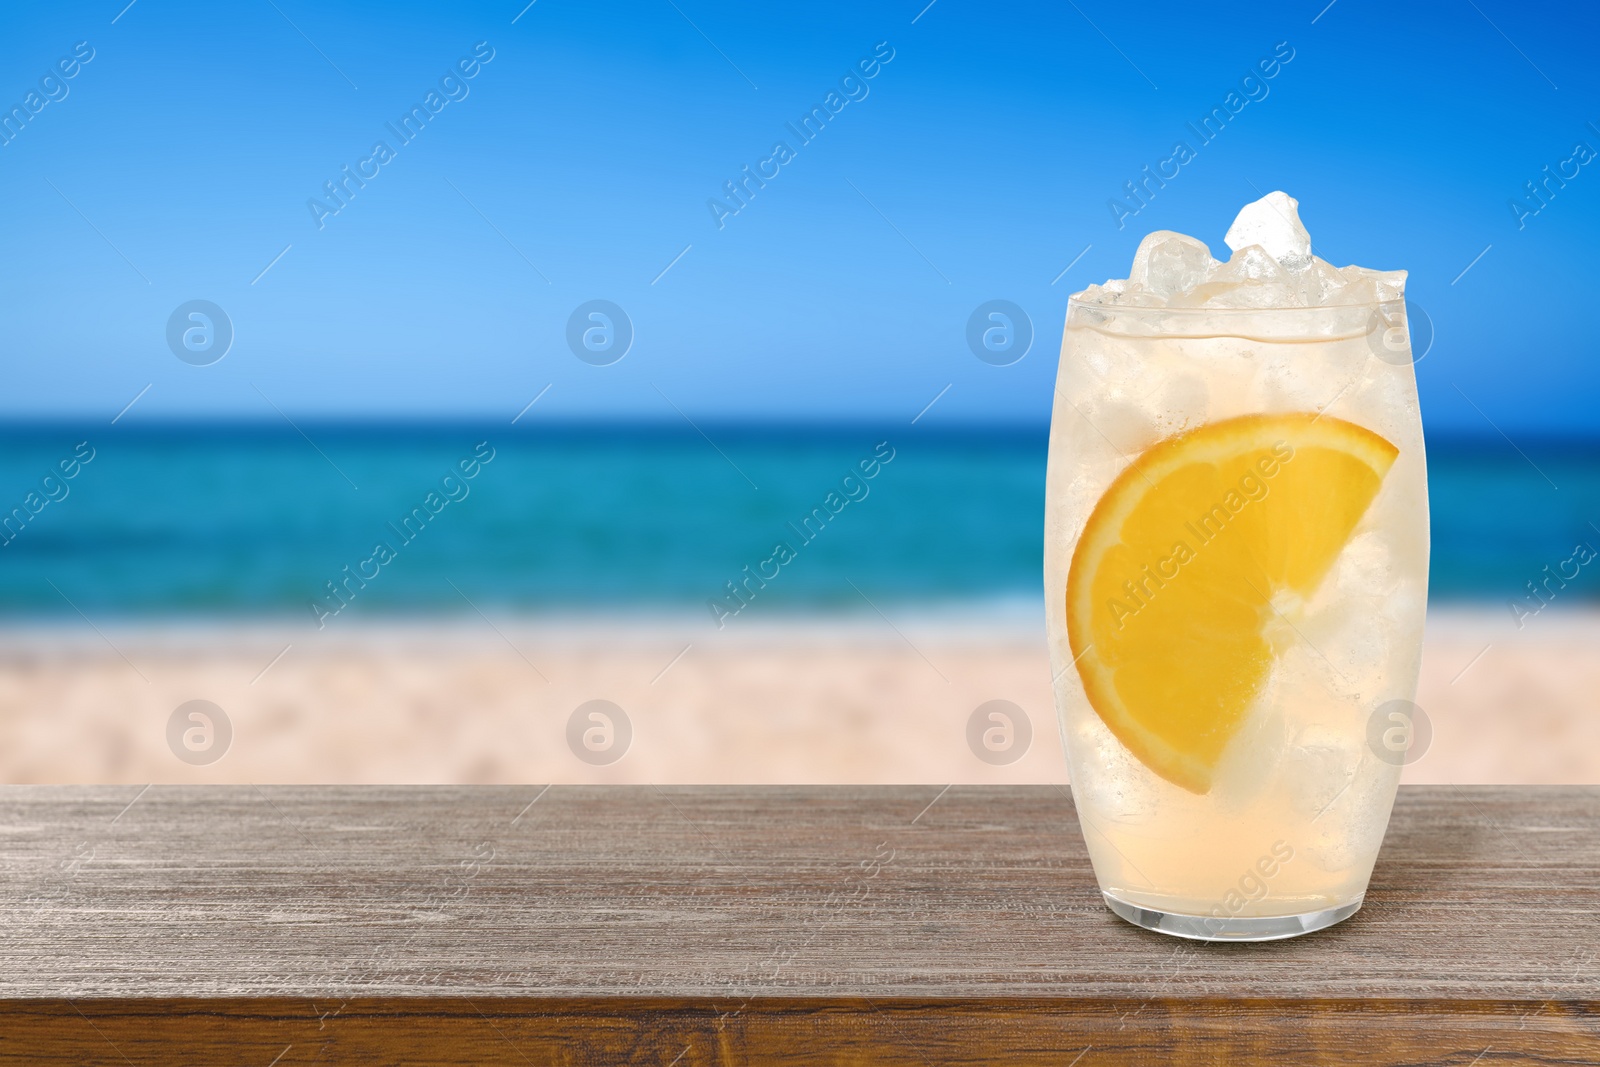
[1044,297,1428,940]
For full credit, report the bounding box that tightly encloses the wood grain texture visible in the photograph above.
[1,785,1597,1064]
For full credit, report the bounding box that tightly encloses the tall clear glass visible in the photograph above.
[1044,298,1428,941]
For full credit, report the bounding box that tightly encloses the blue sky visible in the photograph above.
[0,0,1596,434]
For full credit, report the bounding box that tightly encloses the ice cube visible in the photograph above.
[1287,724,1362,818]
[1190,245,1292,308]
[1113,288,1167,307]
[1078,396,1160,454]
[1336,265,1407,305]
[1292,257,1347,307]
[1329,531,1395,599]
[1074,278,1162,307]
[1372,270,1406,302]
[1127,231,1218,298]
[1299,759,1393,873]
[1156,373,1210,430]
[1218,245,1288,284]
[1224,191,1312,267]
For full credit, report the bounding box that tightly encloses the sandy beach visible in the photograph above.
[0,606,1592,785]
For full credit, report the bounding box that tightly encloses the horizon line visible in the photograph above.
[0,415,1594,446]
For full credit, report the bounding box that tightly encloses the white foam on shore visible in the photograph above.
[0,597,1052,657]
[3,603,1583,663]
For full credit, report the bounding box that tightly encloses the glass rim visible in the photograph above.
[1065,295,1403,315]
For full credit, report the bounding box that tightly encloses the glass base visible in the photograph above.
[1102,891,1362,942]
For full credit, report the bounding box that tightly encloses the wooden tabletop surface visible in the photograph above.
[3,784,1597,1064]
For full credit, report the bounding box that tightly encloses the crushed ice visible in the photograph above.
[1076,192,1406,309]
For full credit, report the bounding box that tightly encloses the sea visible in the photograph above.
[0,422,1594,623]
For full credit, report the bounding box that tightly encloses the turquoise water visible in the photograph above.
[0,423,1594,620]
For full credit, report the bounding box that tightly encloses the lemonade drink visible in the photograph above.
[1045,193,1428,940]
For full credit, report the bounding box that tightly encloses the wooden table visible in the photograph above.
[1,785,1595,1064]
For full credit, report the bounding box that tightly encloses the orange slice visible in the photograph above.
[1065,412,1397,794]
